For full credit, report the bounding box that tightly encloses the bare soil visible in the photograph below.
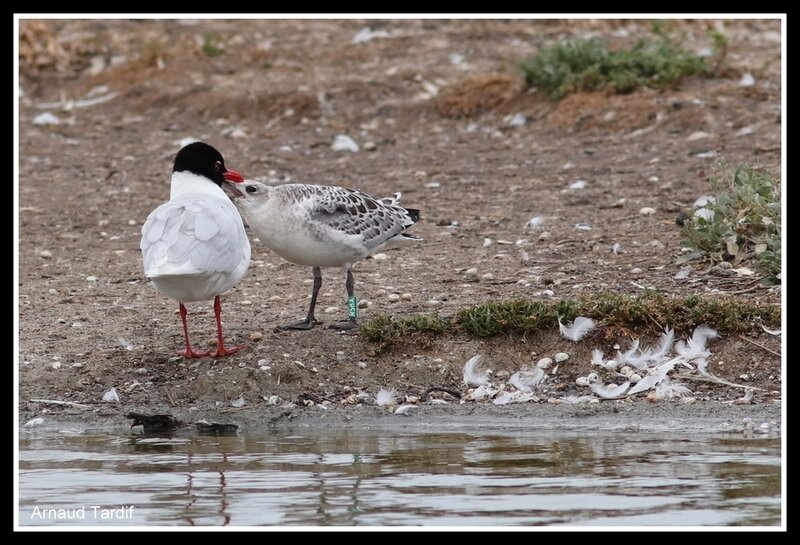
[18,19,782,424]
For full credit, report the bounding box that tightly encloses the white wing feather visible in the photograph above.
[590,381,630,399]
[463,355,489,386]
[141,196,249,277]
[558,316,596,342]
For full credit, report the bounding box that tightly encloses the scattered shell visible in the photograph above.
[576,376,591,387]
[569,180,588,190]
[736,126,754,137]
[536,357,553,369]
[38,250,53,258]
[464,267,479,278]
[738,73,756,87]
[102,387,119,403]
[387,294,400,302]
[554,352,569,363]
[505,113,528,127]
[33,112,60,125]
[352,27,390,44]
[230,396,245,408]
[639,207,657,216]
[574,223,592,230]
[674,267,691,280]
[51,361,62,370]
[525,216,545,229]
[266,395,279,405]
[687,131,711,141]
[324,306,340,313]
[249,332,263,342]
[331,134,359,152]
[426,299,441,306]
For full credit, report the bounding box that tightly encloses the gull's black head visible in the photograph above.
[172,142,242,186]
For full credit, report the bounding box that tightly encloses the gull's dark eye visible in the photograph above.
[215,161,223,172]
[246,185,257,194]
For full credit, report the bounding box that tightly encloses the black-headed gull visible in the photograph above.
[141,142,251,357]
[223,180,420,330]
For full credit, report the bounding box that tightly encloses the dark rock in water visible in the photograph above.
[126,412,180,433]
[196,420,239,436]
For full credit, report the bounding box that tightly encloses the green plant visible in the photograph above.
[519,25,717,99]
[201,34,223,57]
[681,163,781,280]
[360,291,780,349]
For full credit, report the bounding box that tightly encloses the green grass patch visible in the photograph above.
[680,163,782,280]
[360,313,448,350]
[519,24,719,99]
[361,291,780,349]
[201,34,224,57]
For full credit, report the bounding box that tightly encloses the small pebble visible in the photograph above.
[363,141,377,151]
[38,250,53,259]
[135,368,148,375]
[401,293,412,301]
[464,267,479,278]
[372,253,388,261]
[231,396,245,408]
[554,352,569,363]
[639,207,657,216]
[324,306,340,314]
[357,361,367,369]
[51,362,62,369]
[631,268,643,274]
[249,332,264,342]
[240,300,253,305]
[387,294,400,302]
[426,299,441,306]
[266,395,279,405]
[481,273,494,280]
[575,377,590,387]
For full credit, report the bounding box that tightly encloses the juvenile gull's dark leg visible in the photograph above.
[284,266,323,330]
[330,267,358,330]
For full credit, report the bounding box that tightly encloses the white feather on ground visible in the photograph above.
[591,349,619,370]
[627,359,679,395]
[590,381,630,399]
[654,379,692,400]
[465,384,497,402]
[493,391,515,405]
[646,327,675,361]
[558,316,596,342]
[695,358,712,377]
[463,354,489,386]
[760,324,781,337]
[394,404,417,415]
[675,326,719,360]
[616,339,652,370]
[508,368,545,392]
[375,387,398,407]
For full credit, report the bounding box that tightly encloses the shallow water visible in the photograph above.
[18,429,781,527]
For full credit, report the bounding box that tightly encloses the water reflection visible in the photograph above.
[18,430,781,526]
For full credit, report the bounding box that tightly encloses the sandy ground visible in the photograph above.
[18,18,782,427]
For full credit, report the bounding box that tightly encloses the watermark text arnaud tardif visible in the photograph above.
[31,505,135,521]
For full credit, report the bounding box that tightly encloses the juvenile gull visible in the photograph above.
[224,180,420,330]
[141,142,251,357]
